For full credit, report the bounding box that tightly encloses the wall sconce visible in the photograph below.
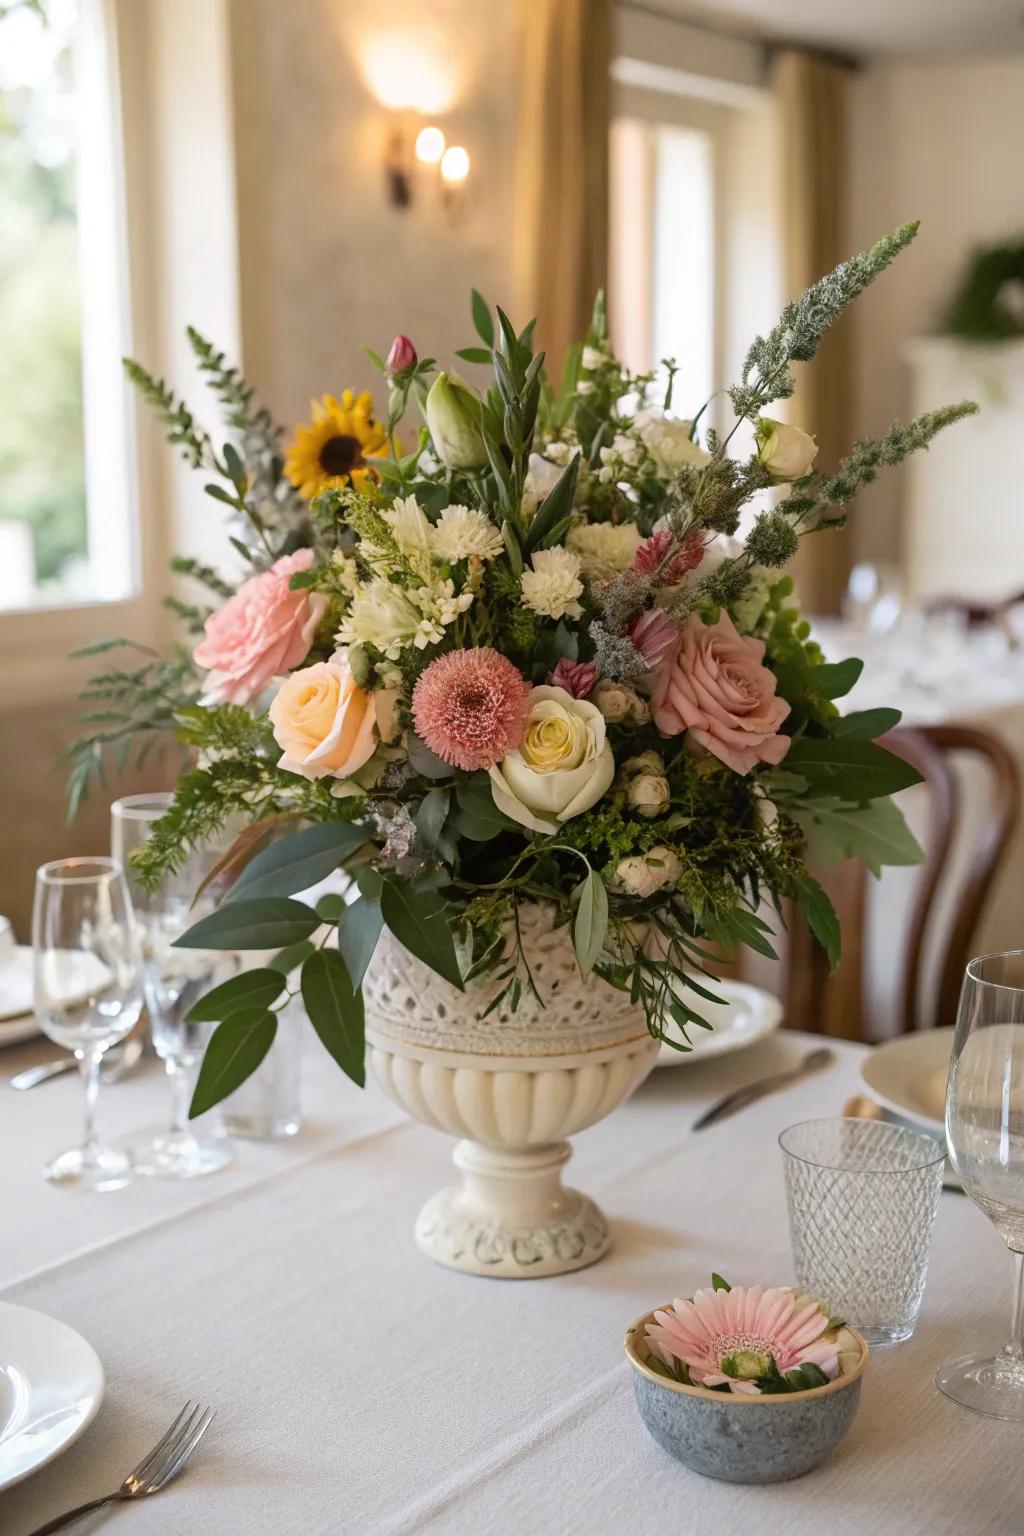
[385,121,471,211]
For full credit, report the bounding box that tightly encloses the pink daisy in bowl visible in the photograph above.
[412,647,530,772]
[646,1283,842,1396]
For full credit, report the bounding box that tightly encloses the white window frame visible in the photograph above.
[0,0,242,710]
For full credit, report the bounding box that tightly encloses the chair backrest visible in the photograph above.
[785,722,1020,1039]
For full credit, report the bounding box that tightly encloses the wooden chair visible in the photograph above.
[785,723,1021,1040]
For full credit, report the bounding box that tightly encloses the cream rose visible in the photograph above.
[488,685,614,835]
[269,657,391,781]
[613,846,683,898]
[591,679,649,724]
[756,417,818,481]
[627,773,670,819]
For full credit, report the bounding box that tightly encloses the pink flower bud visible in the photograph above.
[548,659,598,698]
[386,334,417,375]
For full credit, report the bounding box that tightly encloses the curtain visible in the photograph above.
[514,0,611,380]
[774,48,852,616]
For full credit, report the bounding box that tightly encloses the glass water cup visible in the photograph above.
[780,1117,944,1346]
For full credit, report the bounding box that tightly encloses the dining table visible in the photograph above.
[0,1025,1016,1536]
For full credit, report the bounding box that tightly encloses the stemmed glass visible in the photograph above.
[939,950,1024,1418]
[33,858,143,1190]
[111,794,235,1179]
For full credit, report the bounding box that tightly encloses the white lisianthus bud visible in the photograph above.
[756,417,818,481]
[425,372,488,471]
[627,773,670,818]
[613,846,683,898]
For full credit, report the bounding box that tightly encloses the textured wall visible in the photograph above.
[846,58,1024,566]
[229,0,522,426]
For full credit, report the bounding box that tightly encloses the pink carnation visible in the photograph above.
[548,658,598,698]
[632,528,705,584]
[412,648,530,772]
[193,549,327,705]
[627,607,680,672]
[652,611,791,774]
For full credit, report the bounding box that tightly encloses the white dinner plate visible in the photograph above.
[0,948,110,1025]
[656,980,784,1067]
[859,1028,954,1133]
[0,1010,39,1048]
[0,1302,104,1491]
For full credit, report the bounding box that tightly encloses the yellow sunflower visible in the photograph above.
[284,390,389,500]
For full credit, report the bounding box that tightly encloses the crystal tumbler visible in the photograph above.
[780,1117,944,1346]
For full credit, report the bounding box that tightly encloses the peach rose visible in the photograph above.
[193,549,327,705]
[269,658,389,781]
[652,611,791,774]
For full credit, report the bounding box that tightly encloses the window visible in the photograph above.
[610,115,716,420]
[0,0,134,612]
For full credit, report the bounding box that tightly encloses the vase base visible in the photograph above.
[414,1139,611,1279]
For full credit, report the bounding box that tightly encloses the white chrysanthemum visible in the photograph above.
[567,521,643,581]
[381,495,434,576]
[331,549,361,594]
[429,505,504,563]
[520,546,584,620]
[337,580,423,661]
[407,576,475,648]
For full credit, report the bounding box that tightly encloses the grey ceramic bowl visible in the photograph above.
[624,1307,869,1484]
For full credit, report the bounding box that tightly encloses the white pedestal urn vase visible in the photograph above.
[364,905,659,1279]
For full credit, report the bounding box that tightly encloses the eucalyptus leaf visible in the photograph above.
[229,822,366,901]
[406,732,454,781]
[572,867,608,978]
[379,878,463,991]
[185,967,285,1023]
[337,896,384,991]
[173,898,320,952]
[189,1008,277,1118]
[268,938,316,975]
[301,949,365,1087]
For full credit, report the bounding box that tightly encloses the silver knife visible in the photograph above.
[691,1047,836,1131]
[10,1034,145,1091]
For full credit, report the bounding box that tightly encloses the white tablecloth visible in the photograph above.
[0,1031,1017,1536]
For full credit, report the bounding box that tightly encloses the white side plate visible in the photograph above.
[0,1302,104,1491]
[859,1028,954,1133]
[655,981,784,1067]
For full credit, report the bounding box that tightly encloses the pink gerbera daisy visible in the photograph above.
[646,1285,840,1396]
[412,647,530,772]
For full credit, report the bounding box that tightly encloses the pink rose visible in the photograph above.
[193,549,327,704]
[652,611,791,774]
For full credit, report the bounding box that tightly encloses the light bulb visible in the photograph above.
[415,125,446,165]
[440,145,470,184]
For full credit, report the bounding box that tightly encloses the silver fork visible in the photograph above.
[25,1401,215,1535]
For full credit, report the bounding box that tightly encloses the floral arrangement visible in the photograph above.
[70,221,977,1115]
[644,1275,860,1395]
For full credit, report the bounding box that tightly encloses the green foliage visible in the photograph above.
[786,797,924,878]
[227,822,366,901]
[300,949,365,1087]
[189,1009,277,1119]
[729,221,920,420]
[122,359,210,468]
[572,864,608,978]
[185,968,286,1023]
[379,878,464,990]
[174,897,321,951]
[775,402,980,531]
[943,241,1024,342]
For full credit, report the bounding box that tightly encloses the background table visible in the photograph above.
[0,1030,1017,1535]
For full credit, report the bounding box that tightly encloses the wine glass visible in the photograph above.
[111,795,236,1179]
[939,950,1024,1418]
[33,857,143,1190]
